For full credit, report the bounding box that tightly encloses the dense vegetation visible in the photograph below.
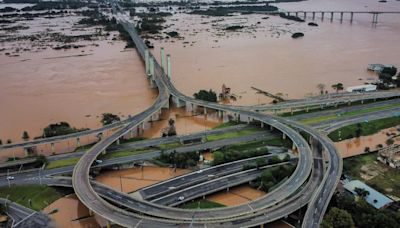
[101,113,121,126]
[42,122,88,138]
[156,151,199,168]
[212,145,269,165]
[193,89,217,102]
[248,163,296,192]
[322,193,400,228]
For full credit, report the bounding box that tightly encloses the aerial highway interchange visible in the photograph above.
[1,2,400,228]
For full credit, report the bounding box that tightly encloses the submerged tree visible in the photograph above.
[317,83,326,95]
[22,131,30,141]
[332,83,344,93]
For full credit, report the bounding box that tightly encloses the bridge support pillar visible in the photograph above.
[160,47,165,70]
[24,147,29,156]
[306,107,309,112]
[149,56,155,77]
[261,122,264,128]
[145,49,150,75]
[348,101,351,106]
[102,150,106,155]
[321,12,325,21]
[330,12,334,22]
[116,138,120,145]
[295,12,298,17]
[350,12,354,24]
[290,108,294,115]
[340,12,344,23]
[89,209,94,217]
[247,117,250,124]
[372,13,379,24]
[303,12,306,19]
[226,187,230,192]
[312,12,315,20]
[130,129,134,138]
[76,137,80,148]
[282,133,286,140]
[237,114,240,123]
[203,107,207,115]
[334,103,338,108]
[292,143,297,151]
[51,143,55,154]
[218,110,222,118]
[167,54,172,79]
[361,99,364,104]
[270,125,274,131]
[203,195,206,199]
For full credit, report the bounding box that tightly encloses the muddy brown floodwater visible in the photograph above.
[150,0,400,106]
[335,127,400,158]
[44,166,189,228]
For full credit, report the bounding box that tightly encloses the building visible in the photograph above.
[378,145,400,169]
[343,180,394,209]
[346,84,377,93]
[368,64,396,73]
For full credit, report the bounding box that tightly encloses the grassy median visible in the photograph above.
[328,116,400,142]
[206,128,261,142]
[0,185,63,211]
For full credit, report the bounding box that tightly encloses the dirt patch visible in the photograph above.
[206,185,265,206]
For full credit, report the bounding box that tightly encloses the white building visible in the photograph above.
[346,84,377,93]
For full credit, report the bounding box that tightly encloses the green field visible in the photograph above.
[343,152,400,197]
[328,116,400,142]
[212,121,239,129]
[300,103,400,125]
[99,149,151,160]
[0,185,63,211]
[206,128,260,142]
[46,157,80,169]
[180,199,225,209]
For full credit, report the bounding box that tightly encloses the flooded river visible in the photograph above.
[335,127,400,158]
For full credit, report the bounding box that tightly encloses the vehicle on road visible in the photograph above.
[6,176,14,180]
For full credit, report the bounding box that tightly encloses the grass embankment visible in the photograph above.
[46,157,80,169]
[343,152,400,197]
[300,103,400,125]
[212,121,239,129]
[206,128,261,142]
[328,116,400,142]
[157,142,182,150]
[99,149,151,160]
[180,199,225,209]
[0,185,63,211]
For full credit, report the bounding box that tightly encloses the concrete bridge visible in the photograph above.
[278,10,400,24]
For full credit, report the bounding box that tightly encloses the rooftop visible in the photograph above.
[344,180,394,209]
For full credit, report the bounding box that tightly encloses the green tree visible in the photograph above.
[386,138,395,146]
[332,83,344,93]
[193,89,217,102]
[212,151,225,165]
[101,113,121,126]
[354,187,369,199]
[22,131,30,141]
[317,83,326,95]
[323,207,355,228]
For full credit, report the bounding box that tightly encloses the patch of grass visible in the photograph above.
[206,128,260,142]
[99,149,151,160]
[328,116,400,142]
[212,121,239,129]
[343,152,400,197]
[264,137,293,148]
[157,142,182,150]
[0,185,63,211]
[180,199,225,209]
[300,102,400,125]
[300,115,338,125]
[45,157,80,169]
[119,137,146,144]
